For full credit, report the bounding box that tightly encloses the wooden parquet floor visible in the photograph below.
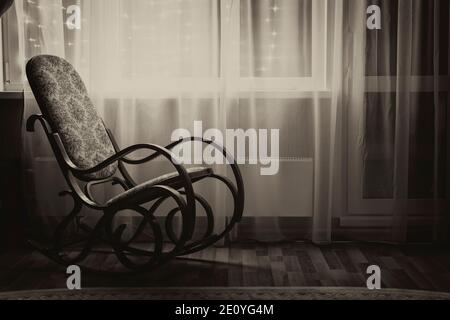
[0,242,450,292]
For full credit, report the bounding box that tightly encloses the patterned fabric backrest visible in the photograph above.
[26,55,117,180]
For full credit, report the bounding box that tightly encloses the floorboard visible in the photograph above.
[0,243,449,292]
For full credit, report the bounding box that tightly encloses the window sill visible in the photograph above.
[0,90,23,100]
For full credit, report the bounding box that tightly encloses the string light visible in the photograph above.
[271,5,280,13]
[21,0,219,77]
[259,0,282,75]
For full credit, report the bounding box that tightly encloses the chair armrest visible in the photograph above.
[26,114,52,135]
[66,142,183,177]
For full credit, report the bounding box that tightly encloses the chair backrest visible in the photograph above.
[26,55,117,180]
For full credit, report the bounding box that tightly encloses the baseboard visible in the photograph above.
[339,216,438,228]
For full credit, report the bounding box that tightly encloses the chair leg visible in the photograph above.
[104,205,165,272]
[104,185,193,272]
[165,192,215,245]
[29,175,243,272]
[30,195,187,273]
[166,174,244,257]
[29,190,92,260]
[52,190,83,251]
[29,220,100,265]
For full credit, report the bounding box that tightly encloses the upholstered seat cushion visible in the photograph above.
[107,167,213,207]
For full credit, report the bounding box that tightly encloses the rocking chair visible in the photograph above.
[25,55,244,272]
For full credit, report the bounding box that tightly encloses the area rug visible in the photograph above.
[0,287,449,300]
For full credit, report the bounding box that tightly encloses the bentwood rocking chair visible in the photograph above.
[25,55,244,272]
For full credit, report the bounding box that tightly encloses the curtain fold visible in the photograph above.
[312,0,345,244]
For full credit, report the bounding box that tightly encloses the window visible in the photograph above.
[347,0,450,215]
[1,0,324,182]
[238,0,328,93]
[1,0,329,95]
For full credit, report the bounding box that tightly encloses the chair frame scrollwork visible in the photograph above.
[26,114,245,273]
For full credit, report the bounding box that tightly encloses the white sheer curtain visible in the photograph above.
[14,0,449,243]
[347,0,449,243]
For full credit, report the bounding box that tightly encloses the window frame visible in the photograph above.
[1,2,24,92]
[348,77,450,216]
[234,0,329,94]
